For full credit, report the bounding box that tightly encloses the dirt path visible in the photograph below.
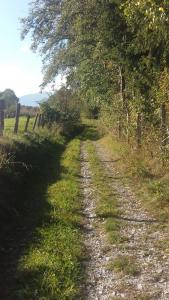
[81,140,169,300]
[81,142,116,299]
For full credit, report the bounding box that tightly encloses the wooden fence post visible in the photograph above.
[38,114,42,128]
[24,115,30,133]
[14,102,20,134]
[137,112,142,149]
[161,103,167,146]
[126,111,130,144]
[118,117,122,139]
[41,114,45,128]
[0,100,5,136]
[33,114,39,131]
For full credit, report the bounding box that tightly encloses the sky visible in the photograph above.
[0,0,62,97]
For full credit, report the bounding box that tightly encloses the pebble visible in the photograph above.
[80,142,169,299]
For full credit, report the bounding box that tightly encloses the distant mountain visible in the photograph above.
[20,92,49,107]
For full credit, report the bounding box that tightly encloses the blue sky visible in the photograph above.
[0,0,62,97]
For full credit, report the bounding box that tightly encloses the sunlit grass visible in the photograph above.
[4,116,35,134]
[14,138,84,300]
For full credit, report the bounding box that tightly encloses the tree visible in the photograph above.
[0,89,19,117]
[40,87,80,125]
[22,0,169,147]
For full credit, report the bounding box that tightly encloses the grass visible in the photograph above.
[99,134,169,220]
[111,298,124,300]
[138,295,153,300]
[83,130,121,244]
[4,116,35,134]
[147,179,169,208]
[0,130,64,296]
[0,128,84,299]
[14,138,84,300]
[108,255,140,276]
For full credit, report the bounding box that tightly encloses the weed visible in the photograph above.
[105,218,121,243]
[111,297,124,300]
[148,180,169,204]
[138,294,153,300]
[108,255,140,276]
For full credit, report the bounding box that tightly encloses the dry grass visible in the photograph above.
[99,134,169,220]
[108,255,140,276]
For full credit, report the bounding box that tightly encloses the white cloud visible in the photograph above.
[0,63,43,97]
[0,62,67,97]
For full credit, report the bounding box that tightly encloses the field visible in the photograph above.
[4,116,35,134]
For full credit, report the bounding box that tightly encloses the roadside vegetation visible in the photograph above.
[0,121,84,299]
[98,133,169,221]
[15,138,83,300]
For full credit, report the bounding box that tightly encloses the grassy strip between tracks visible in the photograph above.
[86,139,121,245]
[15,138,84,300]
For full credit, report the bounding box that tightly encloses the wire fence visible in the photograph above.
[0,100,44,137]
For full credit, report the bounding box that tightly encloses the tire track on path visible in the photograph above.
[81,142,116,300]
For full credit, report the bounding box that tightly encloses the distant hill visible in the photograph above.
[20,93,49,107]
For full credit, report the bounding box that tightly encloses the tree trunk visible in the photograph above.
[119,66,126,110]
[41,114,45,128]
[161,103,167,146]
[118,117,122,139]
[119,66,130,142]
[126,110,131,144]
[137,113,142,149]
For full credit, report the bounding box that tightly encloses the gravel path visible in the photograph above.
[81,143,116,299]
[94,141,169,299]
[81,140,169,300]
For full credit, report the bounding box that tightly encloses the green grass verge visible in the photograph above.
[14,138,84,300]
